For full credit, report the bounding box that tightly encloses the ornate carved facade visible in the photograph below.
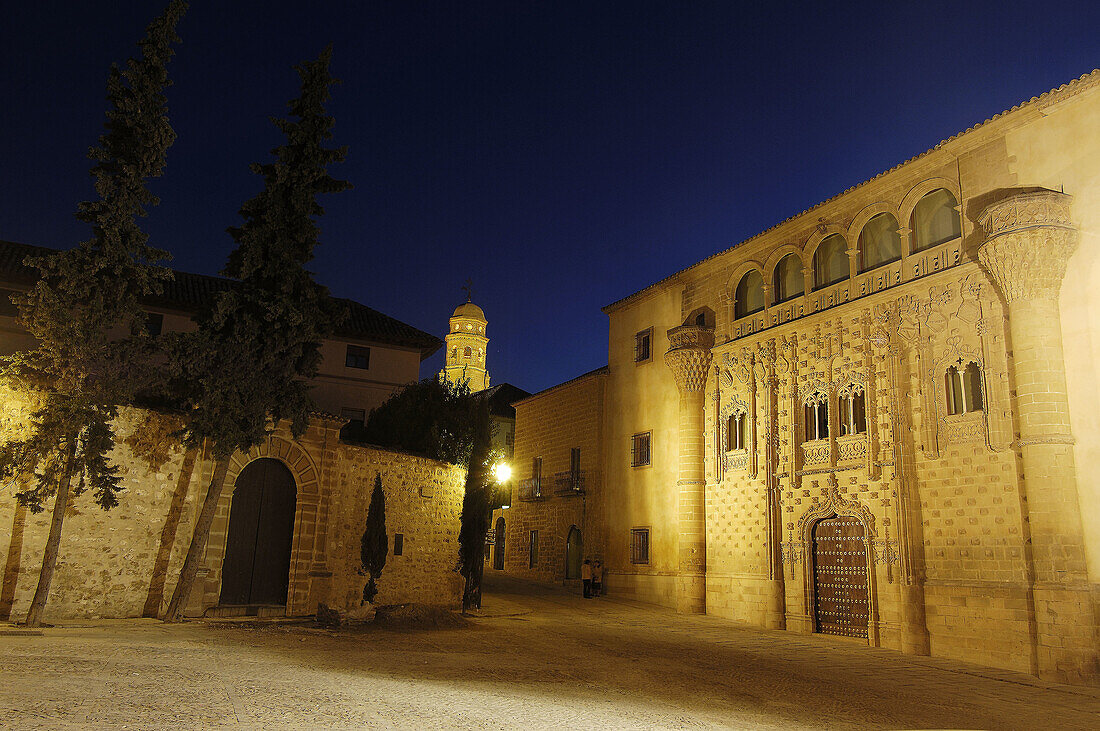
[514,70,1100,685]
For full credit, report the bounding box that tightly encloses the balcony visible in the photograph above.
[553,470,589,495]
[518,477,546,502]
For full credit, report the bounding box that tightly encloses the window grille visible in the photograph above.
[631,528,650,565]
[634,329,652,363]
[529,530,539,569]
[631,432,651,467]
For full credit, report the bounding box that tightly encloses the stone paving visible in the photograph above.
[2,574,1099,729]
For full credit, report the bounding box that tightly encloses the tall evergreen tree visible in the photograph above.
[458,398,494,612]
[0,1,186,627]
[360,473,387,604]
[162,48,350,622]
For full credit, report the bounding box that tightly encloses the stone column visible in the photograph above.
[665,324,714,614]
[977,189,1098,683]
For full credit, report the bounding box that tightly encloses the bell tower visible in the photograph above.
[440,286,490,392]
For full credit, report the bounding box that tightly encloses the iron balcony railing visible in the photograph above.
[553,470,589,495]
[518,477,545,501]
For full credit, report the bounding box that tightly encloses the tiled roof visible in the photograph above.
[0,240,442,359]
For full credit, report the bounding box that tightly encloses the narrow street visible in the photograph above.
[2,575,1098,729]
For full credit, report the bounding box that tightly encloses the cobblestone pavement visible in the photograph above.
[2,575,1099,730]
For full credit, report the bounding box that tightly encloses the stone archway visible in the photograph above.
[220,459,297,606]
[201,436,324,617]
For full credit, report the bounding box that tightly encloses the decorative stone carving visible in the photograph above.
[942,410,985,444]
[836,434,868,463]
[665,325,715,393]
[801,440,829,465]
[977,190,1078,303]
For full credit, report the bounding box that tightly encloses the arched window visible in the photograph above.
[859,212,902,272]
[804,392,829,441]
[910,188,961,252]
[734,270,765,319]
[945,361,983,415]
[813,234,849,288]
[837,385,867,436]
[463,346,472,358]
[773,253,804,303]
[727,410,748,451]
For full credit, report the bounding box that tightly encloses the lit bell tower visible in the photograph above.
[440,282,490,392]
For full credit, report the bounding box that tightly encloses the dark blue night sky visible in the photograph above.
[2,1,1097,393]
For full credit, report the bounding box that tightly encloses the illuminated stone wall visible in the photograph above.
[497,369,607,585]
[518,71,1100,684]
[0,407,466,622]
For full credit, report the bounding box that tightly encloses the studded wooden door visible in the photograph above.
[812,517,869,638]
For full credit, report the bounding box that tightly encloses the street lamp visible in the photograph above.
[492,462,511,483]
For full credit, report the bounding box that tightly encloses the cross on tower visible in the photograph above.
[462,278,474,303]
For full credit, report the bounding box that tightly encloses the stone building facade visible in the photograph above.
[0,243,467,621]
[0,401,466,622]
[512,71,1100,684]
[492,367,607,583]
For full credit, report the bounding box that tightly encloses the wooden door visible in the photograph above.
[812,516,869,638]
[565,527,582,579]
[494,517,506,570]
[220,459,297,606]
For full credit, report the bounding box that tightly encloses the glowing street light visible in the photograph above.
[492,462,511,483]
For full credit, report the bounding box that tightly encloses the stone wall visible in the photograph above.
[498,369,606,586]
[0,404,466,622]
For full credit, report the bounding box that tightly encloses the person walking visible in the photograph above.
[581,558,592,598]
[592,560,603,597]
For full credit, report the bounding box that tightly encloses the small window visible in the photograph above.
[570,447,581,474]
[773,254,804,303]
[911,188,961,252]
[393,534,404,556]
[144,312,164,337]
[631,432,651,467]
[813,234,849,288]
[529,530,539,568]
[838,388,866,436]
[631,528,650,565]
[859,212,902,272]
[463,346,472,358]
[804,395,828,441]
[694,312,706,327]
[634,328,652,363]
[734,270,765,319]
[345,344,370,369]
[341,407,366,427]
[946,362,984,415]
[727,412,747,451]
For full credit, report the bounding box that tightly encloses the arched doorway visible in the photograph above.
[565,526,583,579]
[220,459,297,607]
[812,516,869,638]
[493,517,506,570]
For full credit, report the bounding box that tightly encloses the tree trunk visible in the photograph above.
[462,537,485,613]
[163,458,229,622]
[142,446,198,618]
[24,446,76,628]
[0,501,28,621]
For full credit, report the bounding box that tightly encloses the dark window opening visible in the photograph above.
[393,533,404,556]
[345,344,370,369]
[635,329,652,363]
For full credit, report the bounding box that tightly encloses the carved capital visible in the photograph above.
[977,189,1078,303]
[665,325,715,393]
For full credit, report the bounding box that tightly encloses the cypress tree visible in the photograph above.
[458,398,493,612]
[162,48,349,621]
[0,1,187,627]
[360,473,387,604]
